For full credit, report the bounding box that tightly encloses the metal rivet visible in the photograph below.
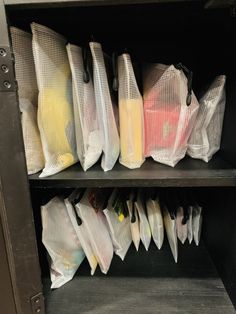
[0,48,6,57]
[35,299,40,304]
[3,81,11,89]
[36,308,41,313]
[1,64,9,73]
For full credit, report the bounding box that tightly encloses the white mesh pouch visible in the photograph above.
[89,42,120,171]
[10,27,44,174]
[143,63,199,167]
[176,207,188,244]
[118,53,145,169]
[126,192,140,251]
[146,197,164,250]
[41,197,85,289]
[187,206,193,244]
[75,189,113,274]
[103,189,132,260]
[187,75,226,162]
[65,197,98,275]
[66,44,102,170]
[163,206,178,263]
[31,23,77,177]
[135,190,151,251]
[193,205,203,246]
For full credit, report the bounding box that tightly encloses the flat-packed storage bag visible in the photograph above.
[135,190,151,251]
[65,193,98,276]
[126,191,140,251]
[118,53,145,169]
[176,206,188,244]
[163,206,178,263]
[75,189,114,274]
[103,189,132,260]
[143,63,199,167]
[31,23,77,177]
[146,197,164,250]
[41,197,85,289]
[193,205,203,246]
[10,27,44,174]
[187,75,226,162]
[67,44,102,170]
[187,206,193,244]
[89,42,120,171]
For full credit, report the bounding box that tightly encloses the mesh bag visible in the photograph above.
[176,206,188,244]
[65,197,98,275]
[126,192,140,251]
[41,197,85,289]
[187,206,193,244]
[103,189,132,260]
[89,42,120,171]
[10,27,44,174]
[193,205,203,246]
[118,53,145,169]
[75,189,113,274]
[187,75,226,162]
[143,63,199,167]
[67,44,102,170]
[163,206,178,263]
[135,191,151,251]
[31,23,77,177]
[146,197,164,250]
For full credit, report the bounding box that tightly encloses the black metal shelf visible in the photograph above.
[29,155,236,188]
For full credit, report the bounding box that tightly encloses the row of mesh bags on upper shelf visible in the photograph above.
[41,188,203,289]
[11,23,226,176]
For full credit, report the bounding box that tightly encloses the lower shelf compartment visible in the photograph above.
[43,242,235,313]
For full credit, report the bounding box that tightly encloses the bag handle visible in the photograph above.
[174,63,193,106]
[131,189,137,223]
[82,45,90,83]
[112,51,119,91]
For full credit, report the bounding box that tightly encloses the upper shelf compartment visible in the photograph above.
[4,0,201,8]
[29,155,236,188]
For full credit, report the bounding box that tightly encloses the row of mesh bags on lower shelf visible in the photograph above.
[41,188,203,288]
[11,23,226,176]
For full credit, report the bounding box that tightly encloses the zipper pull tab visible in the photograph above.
[174,62,193,106]
[82,46,90,83]
[112,51,119,91]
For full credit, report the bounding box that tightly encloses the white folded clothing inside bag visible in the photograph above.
[41,196,85,289]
